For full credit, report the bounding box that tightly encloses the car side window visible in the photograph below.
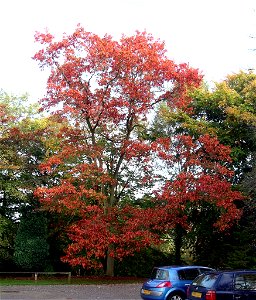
[199,268,212,274]
[178,270,186,280]
[244,274,256,290]
[185,269,200,280]
[178,269,200,280]
[235,275,247,290]
[235,274,256,290]
[216,273,233,291]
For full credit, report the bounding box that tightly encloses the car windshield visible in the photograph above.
[151,268,169,280]
[192,273,218,288]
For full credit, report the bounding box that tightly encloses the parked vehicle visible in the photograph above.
[187,270,256,300]
[140,265,214,300]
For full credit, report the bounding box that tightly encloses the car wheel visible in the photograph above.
[167,294,184,300]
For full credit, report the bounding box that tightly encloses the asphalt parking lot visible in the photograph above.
[0,283,142,300]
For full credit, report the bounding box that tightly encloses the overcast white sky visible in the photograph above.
[1,0,255,102]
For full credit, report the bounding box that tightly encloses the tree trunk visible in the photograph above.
[174,224,184,264]
[105,184,117,276]
[106,246,115,276]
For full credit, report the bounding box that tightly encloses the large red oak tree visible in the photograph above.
[33,25,241,276]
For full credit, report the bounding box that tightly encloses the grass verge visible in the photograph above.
[0,276,145,286]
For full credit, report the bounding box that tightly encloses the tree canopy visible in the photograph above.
[32,26,244,276]
[33,26,204,275]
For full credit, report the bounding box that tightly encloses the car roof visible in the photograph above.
[199,270,256,275]
[155,265,213,270]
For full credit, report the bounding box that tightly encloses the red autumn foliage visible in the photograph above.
[155,134,243,231]
[33,25,242,272]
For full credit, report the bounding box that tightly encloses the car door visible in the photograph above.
[234,273,256,300]
[215,273,234,300]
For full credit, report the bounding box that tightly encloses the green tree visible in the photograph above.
[0,91,45,219]
[0,91,45,269]
[189,71,256,181]
[14,211,49,271]
[0,90,66,271]
[0,215,17,270]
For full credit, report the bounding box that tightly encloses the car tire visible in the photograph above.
[167,293,185,300]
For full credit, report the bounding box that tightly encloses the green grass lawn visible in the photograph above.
[0,276,145,286]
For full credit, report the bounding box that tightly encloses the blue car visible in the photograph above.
[140,265,214,300]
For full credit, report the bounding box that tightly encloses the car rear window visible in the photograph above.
[151,268,169,280]
[192,273,219,288]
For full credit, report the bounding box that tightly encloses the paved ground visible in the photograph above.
[0,284,142,300]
